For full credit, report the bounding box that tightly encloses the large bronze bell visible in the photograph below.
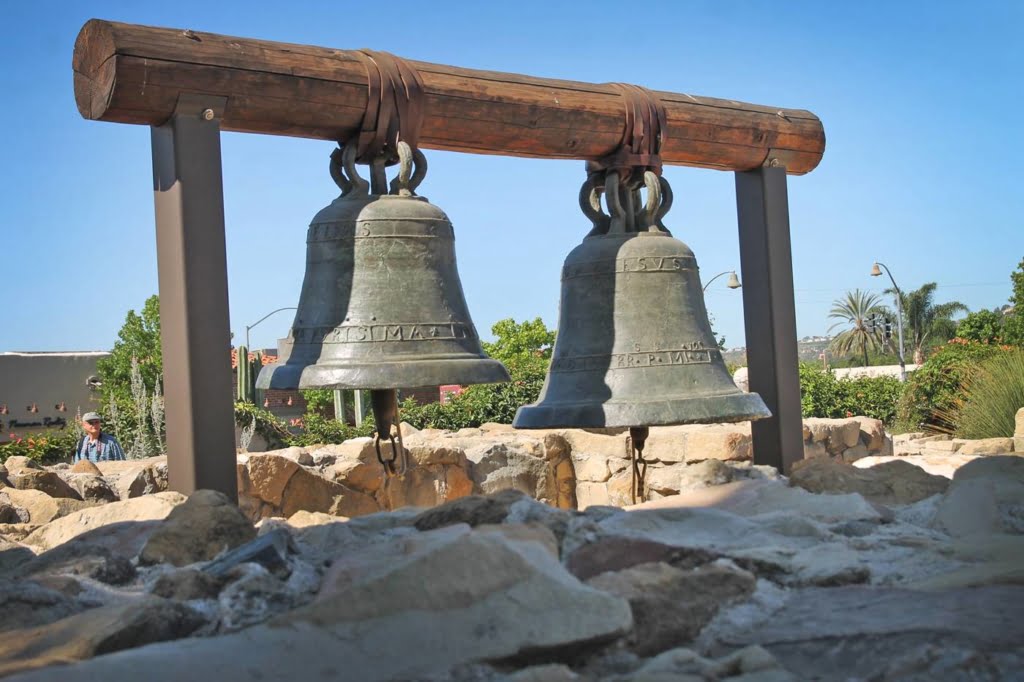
[514,171,769,482]
[257,143,508,472]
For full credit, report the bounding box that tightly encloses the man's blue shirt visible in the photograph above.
[75,433,127,462]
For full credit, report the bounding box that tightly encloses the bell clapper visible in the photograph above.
[627,426,650,504]
[370,389,408,478]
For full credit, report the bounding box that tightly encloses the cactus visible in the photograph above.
[237,345,255,403]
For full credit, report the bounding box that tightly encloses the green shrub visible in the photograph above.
[951,349,1024,439]
[0,428,83,465]
[233,401,292,450]
[896,339,1011,433]
[798,364,904,424]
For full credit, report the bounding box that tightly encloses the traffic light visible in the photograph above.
[884,320,892,339]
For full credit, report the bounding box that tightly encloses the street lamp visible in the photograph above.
[870,262,906,382]
[244,307,297,351]
[703,270,741,292]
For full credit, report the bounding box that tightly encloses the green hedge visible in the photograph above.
[798,364,903,425]
[0,428,82,465]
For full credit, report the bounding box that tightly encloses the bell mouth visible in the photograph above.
[257,356,510,391]
[513,390,771,430]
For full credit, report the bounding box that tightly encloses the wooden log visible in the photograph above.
[73,19,825,174]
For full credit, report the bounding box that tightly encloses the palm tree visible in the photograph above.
[828,289,885,367]
[885,283,968,364]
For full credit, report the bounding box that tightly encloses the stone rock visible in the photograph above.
[733,366,749,392]
[790,457,949,505]
[14,540,136,586]
[466,441,553,502]
[840,443,869,463]
[644,463,689,496]
[0,581,85,633]
[139,489,257,566]
[0,493,30,524]
[413,488,530,531]
[326,439,384,493]
[151,568,223,600]
[678,459,733,490]
[1015,407,1024,453]
[803,418,861,454]
[23,491,187,552]
[217,564,300,633]
[274,446,314,466]
[67,474,119,503]
[281,466,380,518]
[0,537,35,575]
[933,455,1024,537]
[13,470,82,500]
[3,456,42,476]
[708,585,1024,681]
[612,645,795,681]
[571,451,613,483]
[587,561,756,655]
[203,527,295,579]
[69,460,103,475]
[0,596,206,678]
[958,437,1015,455]
[853,416,886,452]
[378,463,473,511]
[121,463,169,498]
[244,454,301,508]
[802,440,828,459]
[681,424,752,462]
[3,488,93,524]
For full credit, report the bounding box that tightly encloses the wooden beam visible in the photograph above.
[74,20,825,174]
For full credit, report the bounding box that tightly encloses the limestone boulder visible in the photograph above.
[852,416,886,452]
[66,474,119,503]
[69,459,103,475]
[120,463,169,499]
[958,437,1015,455]
[465,441,553,503]
[139,489,257,566]
[280,466,381,518]
[840,444,870,463]
[325,439,384,494]
[0,597,206,678]
[642,425,694,463]
[3,488,93,525]
[1015,407,1024,453]
[933,455,1024,537]
[3,456,42,476]
[680,424,753,462]
[23,491,187,552]
[790,458,949,505]
[0,581,86,634]
[586,561,756,655]
[13,470,82,500]
[803,418,861,455]
[413,488,532,531]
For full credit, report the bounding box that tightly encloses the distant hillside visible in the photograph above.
[723,337,830,367]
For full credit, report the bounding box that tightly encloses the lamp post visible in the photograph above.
[244,307,296,351]
[703,270,741,292]
[870,262,906,382]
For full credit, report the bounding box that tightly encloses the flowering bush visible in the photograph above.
[0,428,82,464]
[798,364,904,425]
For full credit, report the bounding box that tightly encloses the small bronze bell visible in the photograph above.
[514,171,769,500]
[258,142,509,474]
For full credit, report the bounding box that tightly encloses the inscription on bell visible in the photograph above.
[290,322,476,344]
[306,220,452,243]
[550,345,720,373]
[562,255,696,280]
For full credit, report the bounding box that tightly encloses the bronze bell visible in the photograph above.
[514,170,770,431]
[257,142,508,396]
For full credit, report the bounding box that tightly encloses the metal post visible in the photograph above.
[354,390,365,427]
[872,262,907,382]
[735,166,803,474]
[333,389,346,424]
[151,94,237,502]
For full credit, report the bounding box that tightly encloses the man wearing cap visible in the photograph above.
[74,412,127,462]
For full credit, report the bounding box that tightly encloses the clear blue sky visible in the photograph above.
[1,1,1021,354]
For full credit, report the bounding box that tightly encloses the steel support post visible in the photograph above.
[735,166,803,473]
[151,94,238,502]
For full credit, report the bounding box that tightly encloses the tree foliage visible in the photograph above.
[828,289,885,367]
[95,295,164,452]
[888,282,967,364]
[956,309,1006,344]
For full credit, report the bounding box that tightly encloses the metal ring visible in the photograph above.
[579,175,609,236]
[329,147,353,195]
[341,144,370,196]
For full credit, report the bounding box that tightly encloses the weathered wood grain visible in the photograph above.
[73,19,825,174]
